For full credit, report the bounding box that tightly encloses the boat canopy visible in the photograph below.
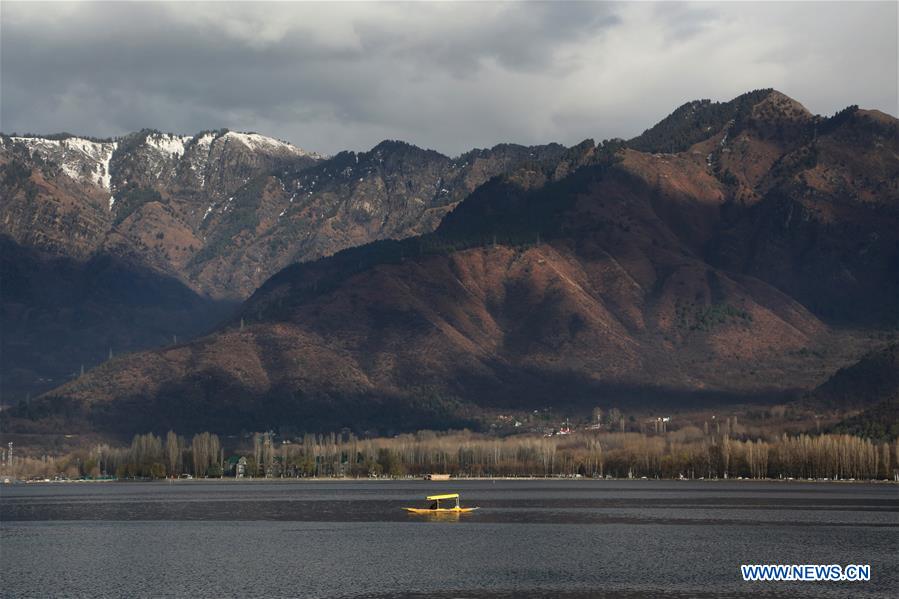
[426,493,459,501]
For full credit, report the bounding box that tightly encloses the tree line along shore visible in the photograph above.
[3,428,898,482]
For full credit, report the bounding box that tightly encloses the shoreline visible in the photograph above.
[7,476,898,485]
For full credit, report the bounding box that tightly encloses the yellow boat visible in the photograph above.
[402,493,479,514]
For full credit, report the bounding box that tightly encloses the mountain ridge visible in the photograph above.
[0,129,579,401]
[1,129,578,297]
[3,90,897,435]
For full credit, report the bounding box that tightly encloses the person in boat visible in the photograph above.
[429,501,438,510]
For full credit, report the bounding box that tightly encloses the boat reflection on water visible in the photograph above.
[412,510,466,521]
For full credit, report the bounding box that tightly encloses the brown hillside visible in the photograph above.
[8,91,898,435]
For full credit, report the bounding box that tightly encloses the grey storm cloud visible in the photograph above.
[1,1,896,156]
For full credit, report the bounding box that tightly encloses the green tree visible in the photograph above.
[377,449,406,478]
[149,462,166,479]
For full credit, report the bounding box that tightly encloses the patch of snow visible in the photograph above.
[10,138,57,152]
[224,131,320,157]
[146,133,189,157]
[13,136,117,190]
[60,160,81,181]
[187,133,217,186]
[195,133,215,148]
[109,196,116,210]
[62,138,94,153]
[96,142,116,190]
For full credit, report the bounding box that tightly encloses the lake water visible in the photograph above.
[1,480,896,598]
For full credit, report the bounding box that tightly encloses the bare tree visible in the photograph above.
[165,431,181,476]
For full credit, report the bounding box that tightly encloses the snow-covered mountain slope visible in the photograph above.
[6,129,320,199]
[0,129,323,276]
[10,136,118,190]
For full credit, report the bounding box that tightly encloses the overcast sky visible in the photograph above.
[2,1,896,156]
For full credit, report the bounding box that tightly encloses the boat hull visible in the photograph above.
[402,507,479,514]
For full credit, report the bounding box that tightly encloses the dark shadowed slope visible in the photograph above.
[809,343,899,410]
[0,235,235,402]
[815,344,899,440]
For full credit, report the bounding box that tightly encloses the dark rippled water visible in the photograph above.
[1,480,896,598]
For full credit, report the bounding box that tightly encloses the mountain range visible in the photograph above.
[2,89,897,437]
[1,129,569,399]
